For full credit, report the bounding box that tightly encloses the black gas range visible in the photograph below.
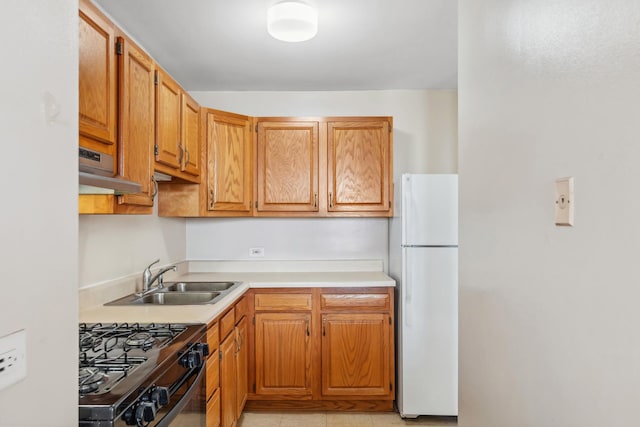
[78,322,208,427]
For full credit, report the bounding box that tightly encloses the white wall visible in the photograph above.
[188,217,388,263]
[0,1,78,425]
[78,206,186,287]
[459,1,640,426]
[187,90,457,264]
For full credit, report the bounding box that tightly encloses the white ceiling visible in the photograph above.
[94,0,457,91]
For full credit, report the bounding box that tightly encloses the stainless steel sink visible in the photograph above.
[133,291,221,305]
[164,281,237,292]
[105,280,242,306]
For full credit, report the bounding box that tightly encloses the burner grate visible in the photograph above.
[78,323,190,395]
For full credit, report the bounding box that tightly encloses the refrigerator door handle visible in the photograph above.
[404,249,413,326]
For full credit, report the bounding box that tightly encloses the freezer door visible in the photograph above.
[399,247,457,417]
[402,174,458,246]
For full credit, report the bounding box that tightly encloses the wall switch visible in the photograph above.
[249,247,265,257]
[554,177,574,226]
[0,329,27,391]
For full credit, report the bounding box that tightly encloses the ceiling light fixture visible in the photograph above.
[267,1,318,42]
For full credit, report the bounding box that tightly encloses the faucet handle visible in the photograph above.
[143,259,160,287]
[145,259,160,271]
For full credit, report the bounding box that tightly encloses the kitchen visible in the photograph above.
[3,0,640,427]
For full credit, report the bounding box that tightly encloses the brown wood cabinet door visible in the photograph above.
[235,317,248,415]
[321,313,391,397]
[116,36,155,208]
[79,0,117,157]
[207,112,252,213]
[181,93,200,176]
[155,68,182,169]
[206,388,221,427]
[327,120,391,212]
[254,312,313,397]
[220,334,237,427]
[256,121,319,212]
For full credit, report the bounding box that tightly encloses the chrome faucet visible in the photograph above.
[138,259,177,296]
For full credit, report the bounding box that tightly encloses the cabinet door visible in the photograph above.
[181,93,200,176]
[155,68,182,169]
[254,312,313,397]
[256,121,319,212]
[321,313,391,397]
[207,112,252,213]
[327,120,391,213]
[219,334,237,427]
[79,0,117,157]
[116,36,155,208]
[206,388,221,427]
[235,317,248,415]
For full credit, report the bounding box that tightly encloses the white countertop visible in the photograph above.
[79,269,395,325]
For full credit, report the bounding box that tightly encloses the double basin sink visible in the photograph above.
[106,281,241,306]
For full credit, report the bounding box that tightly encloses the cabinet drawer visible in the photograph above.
[219,308,235,340]
[321,293,390,311]
[206,352,220,400]
[235,295,250,323]
[207,323,219,351]
[206,387,221,427]
[255,293,312,311]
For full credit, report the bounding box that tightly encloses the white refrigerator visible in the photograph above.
[389,174,458,418]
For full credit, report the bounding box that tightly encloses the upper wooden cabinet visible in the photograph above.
[154,67,200,183]
[155,68,182,169]
[182,93,201,176]
[206,110,253,215]
[327,120,391,213]
[115,36,155,209]
[256,120,319,213]
[78,0,117,164]
[78,1,155,214]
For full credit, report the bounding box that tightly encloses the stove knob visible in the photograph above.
[180,349,203,368]
[135,401,156,424]
[196,342,210,357]
[151,386,170,407]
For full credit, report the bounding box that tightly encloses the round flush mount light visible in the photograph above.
[267,1,318,42]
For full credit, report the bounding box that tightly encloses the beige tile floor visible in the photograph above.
[238,411,457,427]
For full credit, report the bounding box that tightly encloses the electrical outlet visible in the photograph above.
[249,247,265,257]
[0,329,27,391]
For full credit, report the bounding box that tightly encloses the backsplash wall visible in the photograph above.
[78,205,186,288]
[187,217,389,267]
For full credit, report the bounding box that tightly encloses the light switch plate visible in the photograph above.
[554,177,574,226]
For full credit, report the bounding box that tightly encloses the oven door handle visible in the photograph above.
[155,364,205,427]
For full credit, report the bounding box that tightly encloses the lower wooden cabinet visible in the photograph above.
[254,312,313,398]
[235,316,249,414]
[321,313,391,397]
[206,388,221,427]
[206,322,221,427]
[217,301,250,427]
[206,287,393,423]
[248,287,394,411]
[220,332,237,427]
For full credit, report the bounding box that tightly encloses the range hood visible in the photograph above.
[79,148,142,194]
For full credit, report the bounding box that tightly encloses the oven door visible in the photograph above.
[154,363,206,427]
